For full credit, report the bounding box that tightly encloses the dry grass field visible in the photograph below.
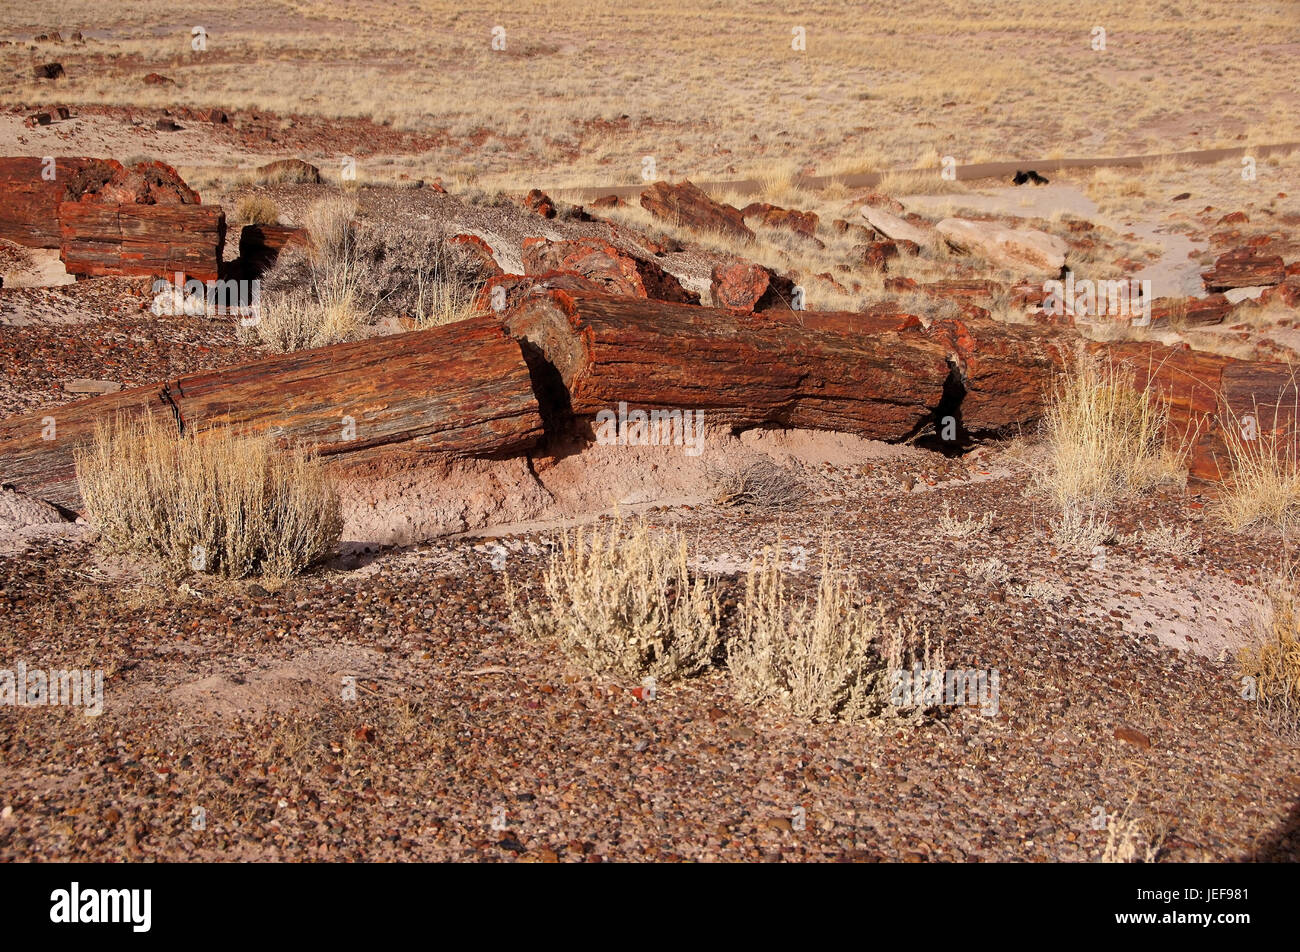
[3,1,1298,191]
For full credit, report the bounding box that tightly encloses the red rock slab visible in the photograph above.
[522,236,697,305]
[709,260,796,313]
[1202,248,1286,291]
[639,180,753,242]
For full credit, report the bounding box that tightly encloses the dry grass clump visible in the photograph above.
[508,519,721,683]
[728,545,908,724]
[1216,398,1300,533]
[1100,806,1165,864]
[255,195,371,351]
[253,290,326,353]
[938,507,995,539]
[1120,519,1201,557]
[1240,574,1300,724]
[258,162,320,186]
[75,413,341,579]
[408,239,486,328]
[1052,505,1115,554]
[236,194,280,225]
[1042,354,1183,508]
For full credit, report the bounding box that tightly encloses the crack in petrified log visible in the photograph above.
[504,290,1066,442]
[158,381,186,436]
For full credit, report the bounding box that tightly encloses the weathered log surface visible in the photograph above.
[0,156,200,251]
[5,287,1294,511]
[58,202,226,281]
[1202,248,1286,292]
[504,290,1061,440]
[926,315,1072,433]
[1095,342,1299,481]
[0,156,108,248]
[0,317,544,510]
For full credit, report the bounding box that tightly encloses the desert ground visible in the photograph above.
[0,2,1298,864]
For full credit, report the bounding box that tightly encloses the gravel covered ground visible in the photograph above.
[0,180,1296,863]
[0,277,255,417]
[1,454,1297,862]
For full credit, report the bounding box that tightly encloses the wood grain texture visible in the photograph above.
[0,317,544,510]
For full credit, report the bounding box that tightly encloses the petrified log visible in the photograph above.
[0,318,544,510]
[0,157,201,250]
[1202,248,1285,292]
[925,315,1072,433]
[0,156,112,247]
[739,202,819,238]
[709,259,797,312]
[639,180,753,242]
[503,290,1059,440]
[1092,342,1300,481]
[58,202,226,281]
[1148,294,1235,328]
[521,236,698,304]
[237,223,309,275]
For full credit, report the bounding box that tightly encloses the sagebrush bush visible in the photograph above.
[253,196,369,351]
[507,519,721,683]
[75,413,341,579]
[707,455,805,511]
[253,290,324,353]
[408,238,485,328]
[728,545,909,723]
[1042,354,1183,508]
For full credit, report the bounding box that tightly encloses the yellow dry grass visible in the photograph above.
[75,412,342,579]
[1241,573,1300,724]
[1041,353,1185,509]
[507,518,721,683]
[728,543,916,724]
[6,1,1296,192]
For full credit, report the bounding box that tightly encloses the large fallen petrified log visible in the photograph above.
[503,290,1066,439]
[0,156,202,249]
[59,202,226,281]
[3,288,1295,513]
[0,317,544,510]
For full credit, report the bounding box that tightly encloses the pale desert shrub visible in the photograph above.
[408,239,485,328]
[708,455,806,511]
[75,413,341,579]
[258,161,320,185]
[253,290,323,353]
[255,195,370,351]
[1120,519,1201,556]
[1042,354,1182,508]
[1101,807,1164,864]
[507,519,721,683]
[1051,504,1115,553]
[937,507,995,539]
[728,545,912,723]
